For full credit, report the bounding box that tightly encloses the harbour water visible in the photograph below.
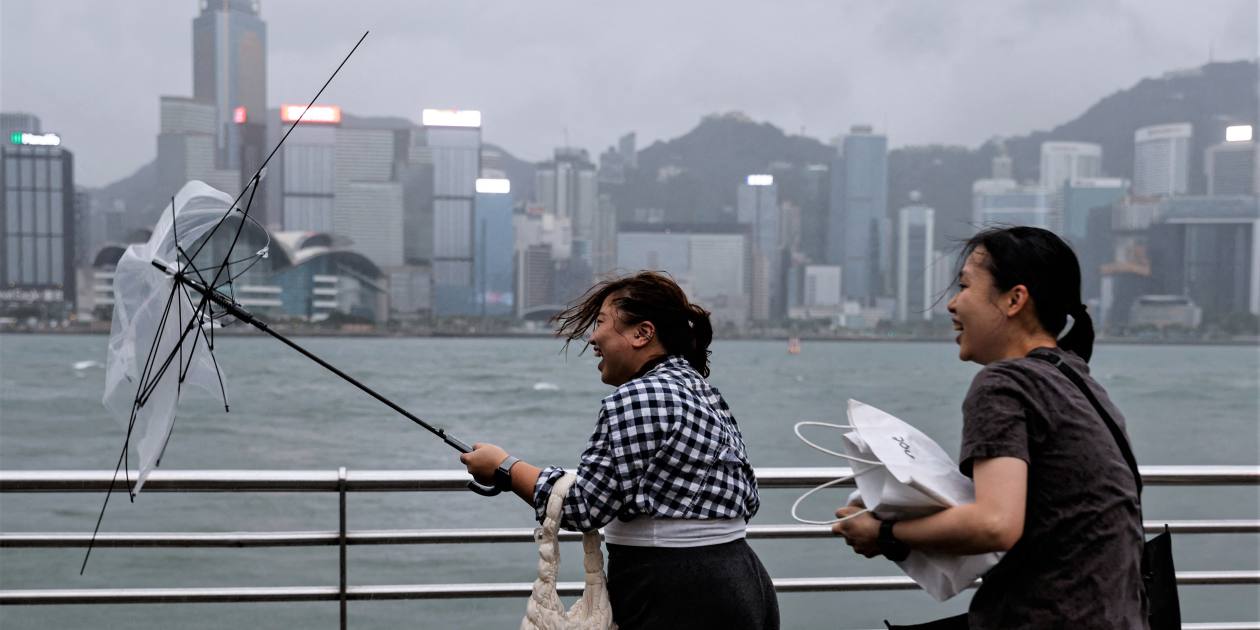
[1,334,1257,628]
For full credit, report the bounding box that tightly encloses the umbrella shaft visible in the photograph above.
[160,262,471,454]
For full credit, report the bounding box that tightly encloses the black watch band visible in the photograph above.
[493,455,520,492]
[878,518,911,562]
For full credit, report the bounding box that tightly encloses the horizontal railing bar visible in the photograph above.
[5,520,1257,548]
[3,571,1256,605]
[2,466,1257,492]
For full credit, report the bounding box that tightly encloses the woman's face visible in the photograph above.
[588,295,640,386]
[946,248,1012,365]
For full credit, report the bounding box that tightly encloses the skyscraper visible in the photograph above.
[1149,198,1260,322]
[473,178,515,317]
[738,174,782,320]
[1061,177,1127,244]
[333,127,402,268]
[1,124,76,317]
[192,0,266,172]
[828,125,888,303]
[1133,123,1192,197]
[421,109,482,315]
[156,96,238,204]
[276,104,340,232]
[972,179,1054,230]
[1205,125,1257,196]
[536,148,598,265]
[1039,142,1102,191]
[896,202,935,322]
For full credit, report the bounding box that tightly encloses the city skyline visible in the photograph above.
[1,0,1255,187]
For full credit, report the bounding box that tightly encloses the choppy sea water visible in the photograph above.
[1,334,1257,629]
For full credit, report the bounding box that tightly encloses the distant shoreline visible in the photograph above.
[2,327,1254,347]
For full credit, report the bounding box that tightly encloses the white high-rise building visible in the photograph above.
[1205,126,1257,195]
[897,204,935,322]
[331,127,400,268]
[536,147,612,276]
[1133,123,1192,197]
[333,182,404,268]
[278,104,340,232]
[421,109,482,315]
[1040,142,1102,191]
[156,96,239,201]
[972,179,1054,230]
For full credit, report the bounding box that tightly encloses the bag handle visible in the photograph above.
[789,421,882,525]
[1028,349,1143,497]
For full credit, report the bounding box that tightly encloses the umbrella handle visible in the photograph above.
[467,480,503,496]
[443,436,505,496]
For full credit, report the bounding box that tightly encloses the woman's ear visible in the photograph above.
[1004,284,1032,318]
[632,321,656,349]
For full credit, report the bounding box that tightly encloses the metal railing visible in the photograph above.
[2,466,1258,630]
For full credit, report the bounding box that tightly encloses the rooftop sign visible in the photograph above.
[9,132,61,147]
[475,178,511,194]
[422,109,482,128]
[1226,125,1253,142]
[746,174,774,186]
[281,104,342,124]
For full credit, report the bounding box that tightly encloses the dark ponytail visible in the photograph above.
[552,271,715,376]
[959,226,1096,362]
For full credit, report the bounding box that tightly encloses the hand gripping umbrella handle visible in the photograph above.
[443,436,503,497]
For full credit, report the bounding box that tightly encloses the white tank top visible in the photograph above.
[602,517,746,548]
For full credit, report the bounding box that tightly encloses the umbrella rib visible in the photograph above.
[82,278,183,574]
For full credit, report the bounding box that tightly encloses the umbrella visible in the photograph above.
[790,399,1003,601]
[85,31,496,573]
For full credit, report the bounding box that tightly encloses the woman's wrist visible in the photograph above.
[877,518,911,561]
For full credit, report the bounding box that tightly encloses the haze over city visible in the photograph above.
[1,0,1254,187]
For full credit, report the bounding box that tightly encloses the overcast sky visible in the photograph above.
[2,0,1256,187]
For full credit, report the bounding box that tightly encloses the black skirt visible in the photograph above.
[605,538,780,630]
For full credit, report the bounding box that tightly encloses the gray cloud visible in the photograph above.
[2,0,1254,187]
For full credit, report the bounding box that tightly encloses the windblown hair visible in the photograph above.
[960,226,1096,362]
[552,271,715,377]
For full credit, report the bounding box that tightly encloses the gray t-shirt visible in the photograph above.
[960,347,1147,629]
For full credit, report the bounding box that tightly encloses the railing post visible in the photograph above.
[338,467,347,630]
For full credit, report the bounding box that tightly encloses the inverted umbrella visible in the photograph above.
[86,31,496,573]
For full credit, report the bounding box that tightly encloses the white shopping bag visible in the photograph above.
[792,399,1003,601]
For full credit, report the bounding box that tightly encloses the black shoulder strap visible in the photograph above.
[1028,350,1143,497]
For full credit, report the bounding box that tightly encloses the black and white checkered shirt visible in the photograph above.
[532,355,761,532]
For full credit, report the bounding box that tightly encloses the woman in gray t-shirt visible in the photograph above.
[833,226,1147,628]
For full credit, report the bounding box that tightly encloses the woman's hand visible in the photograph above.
[832,507,882,558]
[459,443,508,486]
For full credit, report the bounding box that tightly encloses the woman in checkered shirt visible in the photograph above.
[461,271,779,630]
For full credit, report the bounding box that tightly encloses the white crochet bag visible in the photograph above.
[520,473,616,630]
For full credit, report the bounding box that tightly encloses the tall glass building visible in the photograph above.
[473,179,515,317]
[421,109,482,316]
[828,125,888,303]
[192,0,266,172]
[896,204,935,322]
[1,125,76,316]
